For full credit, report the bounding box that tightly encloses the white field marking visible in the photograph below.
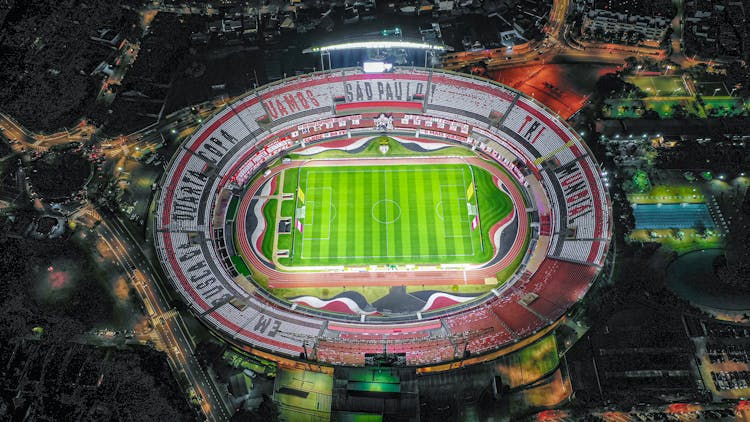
[371,199,402,225]
[384,169,388,256]
[438,185,472,239]
[461,167,476,257]
[300,187,333,261]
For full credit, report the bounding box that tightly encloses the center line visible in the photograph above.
[383,169,388,257]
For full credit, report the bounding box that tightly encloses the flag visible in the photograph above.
[296,219,304,233]
[467,181,475,201]
[471,215,479,231]
[297,187,305,204]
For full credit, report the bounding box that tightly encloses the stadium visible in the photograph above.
[154,67,611,369]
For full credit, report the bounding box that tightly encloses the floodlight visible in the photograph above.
[363,61,393,73]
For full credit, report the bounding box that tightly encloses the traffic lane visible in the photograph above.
[100,215,230,420]
[100,220,227,421]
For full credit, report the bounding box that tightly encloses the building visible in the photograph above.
[582,9,670,42]
[684,0,747,59]
[578,0,674,43]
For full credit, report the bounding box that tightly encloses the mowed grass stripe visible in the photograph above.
[452,169,468,255]
[385,169,399,258]
[302,172,321,258]
[443,180,464,256]
[354,169,366,258]
[459,169,472,256]
[397,170,414,259]
[308,172,323,259]
[367,170,380,260]
[413,169,432,259]
[441,178,458,252]
[428,169,452,256]
[364,171,379,260]
[407,170,423,259]
[466,167,479,255]
[335,170,350,261]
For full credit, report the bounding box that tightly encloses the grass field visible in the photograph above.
[496,334,559,389]
[289,136,476,159]
[274,162,512,267]
[260,199,277,259]
[626,75,690,97]
[694,81,729,97]
[274,368,333,422]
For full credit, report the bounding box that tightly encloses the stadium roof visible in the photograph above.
[303,39,452,54]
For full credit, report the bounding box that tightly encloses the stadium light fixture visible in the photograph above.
[363,61,393,73]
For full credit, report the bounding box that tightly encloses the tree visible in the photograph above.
[232,394,280,422]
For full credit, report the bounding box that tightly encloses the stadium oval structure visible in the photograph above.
[154,67,611,367]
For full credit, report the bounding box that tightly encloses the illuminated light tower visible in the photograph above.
[303,40,453,71]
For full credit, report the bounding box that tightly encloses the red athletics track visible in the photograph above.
[232,154,531,288]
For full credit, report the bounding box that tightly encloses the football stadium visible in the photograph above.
[154,67,611,369]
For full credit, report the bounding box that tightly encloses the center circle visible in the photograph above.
[372,199,401,224]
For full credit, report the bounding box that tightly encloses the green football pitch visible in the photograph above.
[277,163,513,267]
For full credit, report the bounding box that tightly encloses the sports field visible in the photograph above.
[278,163,512,267]
[626,75,691,97]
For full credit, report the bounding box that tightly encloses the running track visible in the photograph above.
[233,155,531,288]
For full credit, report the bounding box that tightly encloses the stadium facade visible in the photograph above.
[154,67,611,368]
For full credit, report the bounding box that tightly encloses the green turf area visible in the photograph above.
[347,368,400,383]
[275,163,512,267]
[280,199,295,218]
[603,89,748,119]
[336,413,383,422]
[496,334,559,389]
[260,199,277,260]
[274,369,333,422]
[282,167,299,193]
[694,80,728,96]
[626,76,690,97]
[289,136,476,159]
[629,229,723,254]
[226,196,240,221]
[230,255,252,276]
[627,184,704,204]
[494,229,529,283]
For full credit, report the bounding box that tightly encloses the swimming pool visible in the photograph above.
[632,203,715,230]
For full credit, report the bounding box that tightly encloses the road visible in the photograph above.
[0,112,95,152]
[85,204,232,421]
[440,0,711,73]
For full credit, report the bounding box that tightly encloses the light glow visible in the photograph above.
[363,61,393,73]
[307,40,448,53]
